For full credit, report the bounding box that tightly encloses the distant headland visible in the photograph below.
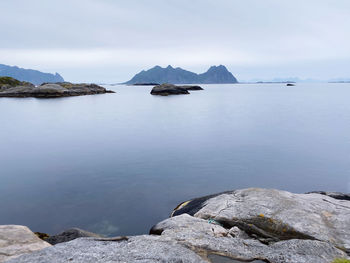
[0,64,64,85]
[124,65,238,85]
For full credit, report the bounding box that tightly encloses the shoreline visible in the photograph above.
[1,188,349,263]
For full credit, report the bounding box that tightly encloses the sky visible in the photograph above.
[1,0,350,83]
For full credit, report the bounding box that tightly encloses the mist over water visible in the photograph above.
[0,83,349,236]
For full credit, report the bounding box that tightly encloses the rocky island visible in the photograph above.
[1,188,349,263]
[150,83,203,96]
[0,77,114,98]
[125,65,238,85]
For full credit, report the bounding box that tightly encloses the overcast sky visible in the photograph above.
[1,0,350,83]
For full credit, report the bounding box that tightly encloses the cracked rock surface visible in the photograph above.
[0,225,50,263]
[178,188,350,252]
[4,188,350,263]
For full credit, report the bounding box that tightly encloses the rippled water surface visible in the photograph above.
[1,83,349,236]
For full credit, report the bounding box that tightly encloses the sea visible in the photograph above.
[0,83,349,236]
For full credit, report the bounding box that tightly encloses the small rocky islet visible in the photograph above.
[150,83,204,96]
[1,188,349,263]
[0,77,114,98]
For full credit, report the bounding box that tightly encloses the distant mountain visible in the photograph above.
[0,64,64,85]
[328,78,350,83]
[125,65,238,84]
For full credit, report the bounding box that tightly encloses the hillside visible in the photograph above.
[0,64,64,85]
[125,65,238,84]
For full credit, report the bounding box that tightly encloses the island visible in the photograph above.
[1,188,349,263]
[150,83,203,96]
[0,77,115,98]
[125,65,238,85]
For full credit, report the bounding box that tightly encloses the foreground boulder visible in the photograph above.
[0,225,50,263]
[5,188,350,263]
[0,81,115,98]
[7,215,347,263]
[150,214,346,263]
[150,83,203,96]
[6,235,206,263]
[171,188,350,254]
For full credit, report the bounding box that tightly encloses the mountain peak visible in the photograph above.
[125,65,238,84]
[207,65,228,72]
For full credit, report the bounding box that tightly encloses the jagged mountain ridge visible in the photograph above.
[0,64,64,85]
[125,65,238,84]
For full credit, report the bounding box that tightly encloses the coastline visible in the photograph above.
[1,188,349,263]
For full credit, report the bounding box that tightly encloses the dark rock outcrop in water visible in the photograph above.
[150,83,203,96]
[0,78,115,98]
[45,228,102,245]
[125,65,238,84]
[0,64,64,85]
[4,188,350,263]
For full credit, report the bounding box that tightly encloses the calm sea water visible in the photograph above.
[1,83,350,236]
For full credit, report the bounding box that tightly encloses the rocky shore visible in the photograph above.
[1,188,349,263]
[0,77,114,98]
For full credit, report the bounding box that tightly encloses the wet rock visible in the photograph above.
[0,225,50,263]
[45,228,102,245]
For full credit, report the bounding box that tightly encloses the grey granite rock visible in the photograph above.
[151,214,347,263]
[45,228,102,245]
[11,215,346,263]
[4,189,350,263]
[0,225,50,263]
[228,226,251,239]
[175,188,350,253]
[6,235,205,263]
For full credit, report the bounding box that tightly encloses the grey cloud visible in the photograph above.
[0,0,349,82]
